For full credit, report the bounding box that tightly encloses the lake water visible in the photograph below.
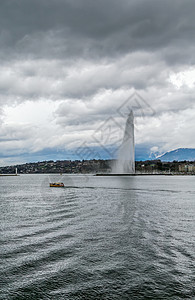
[1,174,195,299]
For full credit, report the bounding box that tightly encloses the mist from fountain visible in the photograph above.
[113,110,135,174]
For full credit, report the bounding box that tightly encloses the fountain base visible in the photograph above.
[95,173,173,176]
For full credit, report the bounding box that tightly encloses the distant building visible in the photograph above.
[188,164,195,172]
[179,164,195,172]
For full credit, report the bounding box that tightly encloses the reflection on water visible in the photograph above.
[0,175,195,299]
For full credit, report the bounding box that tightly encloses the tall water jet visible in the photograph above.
[113,110,135,174]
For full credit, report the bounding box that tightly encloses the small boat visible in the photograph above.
[50,182,64,187]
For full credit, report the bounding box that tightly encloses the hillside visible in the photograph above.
[158,148,195,162]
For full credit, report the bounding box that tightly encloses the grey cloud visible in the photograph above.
[0,0,195,63]
[0,123,36,156]
[0,123,35,141]
[0,53,169,103]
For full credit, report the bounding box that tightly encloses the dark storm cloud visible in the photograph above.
[0,0,195,62]
[0,0,194,97]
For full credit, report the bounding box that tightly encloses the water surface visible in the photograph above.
[1,175,195,299]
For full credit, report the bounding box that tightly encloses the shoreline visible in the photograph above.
[95,173,195,176]
[0,174,19,176]
[0,173,194,176]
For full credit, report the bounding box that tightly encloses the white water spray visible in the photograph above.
[113,110,135,174]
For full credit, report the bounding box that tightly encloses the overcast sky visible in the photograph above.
[0,0,195,165]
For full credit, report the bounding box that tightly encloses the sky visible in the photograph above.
[0,0,195,166]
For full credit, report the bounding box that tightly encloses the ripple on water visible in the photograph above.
[1,175,195,299]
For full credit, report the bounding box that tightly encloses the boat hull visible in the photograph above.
[50,183,64,187]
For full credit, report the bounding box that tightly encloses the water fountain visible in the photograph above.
[113,110,135,174]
